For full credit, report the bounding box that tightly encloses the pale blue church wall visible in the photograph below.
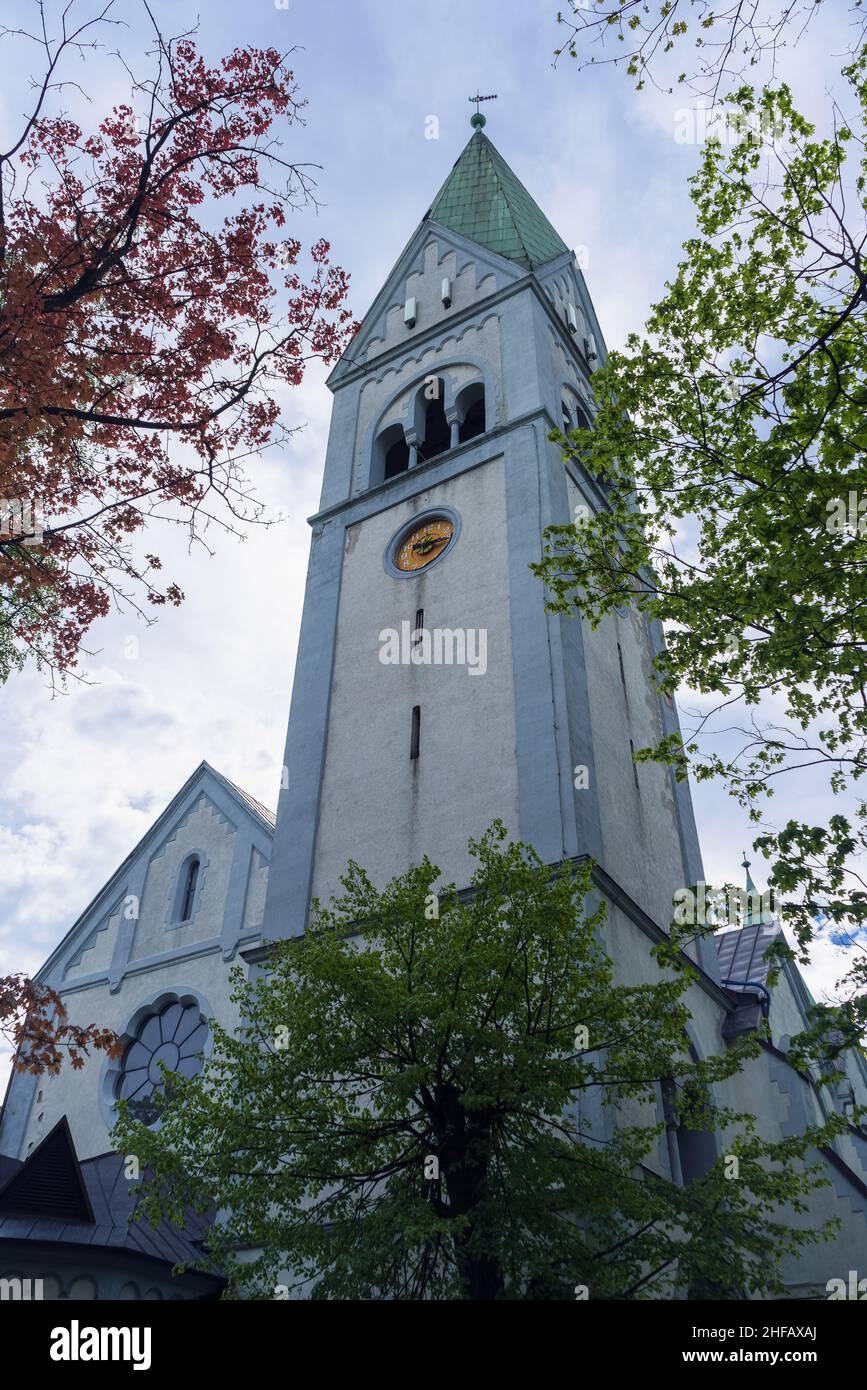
[0,768,271,1162]
[263,229,723,983]
[309,455,520,903]
[263,266,609,934]
[723,1045,867,1292]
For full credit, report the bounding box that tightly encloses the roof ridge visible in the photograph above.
[207,765,276,829]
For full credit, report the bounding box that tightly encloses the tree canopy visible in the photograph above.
[1,972,119,1073]
[553,0,862,101]
[114,826,840,1300]
[0,1,356,682]
[533,58,867,1055]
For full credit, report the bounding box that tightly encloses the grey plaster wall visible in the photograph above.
[364,236,501,363]
[132,794,234,958]
[310,455,519,903]
[565,471,690,937]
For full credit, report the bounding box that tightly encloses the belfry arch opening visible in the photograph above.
[376,423,410,483]
[456,381,485,443]
[417,378,450,463]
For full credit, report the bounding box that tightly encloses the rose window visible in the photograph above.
[115,999,208,1124]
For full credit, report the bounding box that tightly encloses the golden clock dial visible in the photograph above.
[394,518,455,572]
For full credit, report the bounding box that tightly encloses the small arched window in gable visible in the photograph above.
[180,858,199,922]
[173,855,200,925]
[456,381,485,444]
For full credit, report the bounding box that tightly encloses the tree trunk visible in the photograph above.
[437,1085,505,1300]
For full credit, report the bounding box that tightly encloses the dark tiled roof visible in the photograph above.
[425,131,569,269]
[0,1118,92,1221]
[0,1154,21,1188]
[0,1118,221,1285]
[715,923,781,989]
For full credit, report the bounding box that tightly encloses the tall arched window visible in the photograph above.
[179,858,199,922]
[373,423,410,484]
[171,853,203,926]
[383,430,409,480]
[456,382,485,443]
[418,378,450,462]
[662,1073,717,1186]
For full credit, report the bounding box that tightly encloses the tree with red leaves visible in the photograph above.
[1,973,120,1073]
[0,1,356,682]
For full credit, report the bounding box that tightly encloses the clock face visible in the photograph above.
[394,517,455,572]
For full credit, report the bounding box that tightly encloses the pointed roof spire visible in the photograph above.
[741,850,758,897]
[0,1117,93,1221]
[424,126,569,270]
[740,851,778,929]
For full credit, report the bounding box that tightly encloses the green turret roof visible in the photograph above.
[424,130,569,269]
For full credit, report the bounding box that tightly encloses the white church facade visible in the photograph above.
[1,118,866,1300]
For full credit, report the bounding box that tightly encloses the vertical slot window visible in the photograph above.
[410,705,421,760]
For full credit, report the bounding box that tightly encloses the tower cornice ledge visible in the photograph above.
[307,408,551,528]
[307,407,611,533]
[247,856,735,1018]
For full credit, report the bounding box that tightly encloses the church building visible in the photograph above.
[1,116,866,1300]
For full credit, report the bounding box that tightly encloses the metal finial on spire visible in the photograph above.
[469,92,497,129]
[741,850,758,898]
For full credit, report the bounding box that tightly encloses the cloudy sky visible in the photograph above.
[0,0,861,1011]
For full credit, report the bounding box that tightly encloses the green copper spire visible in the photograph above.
[424,129,569,270]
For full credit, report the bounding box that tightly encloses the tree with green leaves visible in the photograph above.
[534,59,867,1060]
[552,0,860,101]
[113,825,840,1300]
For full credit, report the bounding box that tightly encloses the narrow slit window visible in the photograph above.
[410,705,421,760]
[629,739,640,793]
[412,609,424,645]
[617,642,626,688]
[180,857,199,922]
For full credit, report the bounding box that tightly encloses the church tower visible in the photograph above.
[2,117,866,1302]
[263,114,717,984]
